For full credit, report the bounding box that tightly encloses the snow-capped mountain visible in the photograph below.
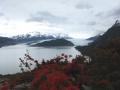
[12,32,71,43]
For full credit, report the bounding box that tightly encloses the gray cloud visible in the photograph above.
[76,2,93,10]
[95,7,120,19]
[110,8,120,18]
[101,7,120,19]
[87,21,97,26]
[27,11,67,24]
[0,0,120,38]
[95,12,104,17]
[0,12,4,17]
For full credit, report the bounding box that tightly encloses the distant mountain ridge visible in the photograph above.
[0,36,16,47]
[87,34,101,41]
[90,20,120,47]
[100,20,120,40]
[0,32,72,47]
[75,20,120,90]
[32,38,74,47]
[12,32,72,43]
[76,20,120,53]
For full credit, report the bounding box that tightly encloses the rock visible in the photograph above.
[14,83,31,90]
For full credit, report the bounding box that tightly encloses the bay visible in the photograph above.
[0,39,92,74]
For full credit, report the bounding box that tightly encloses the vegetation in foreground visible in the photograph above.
[0,52,114,90]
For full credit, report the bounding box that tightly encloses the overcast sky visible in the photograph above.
[0,0,120,38]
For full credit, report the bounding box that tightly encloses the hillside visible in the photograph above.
[76,20,120,90]
[87,34,101,41]
[102,20,120,40]
[33,39,74,47]
[76,20,120,53]
[0,36,16,47]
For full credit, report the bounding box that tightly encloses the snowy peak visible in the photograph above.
[113,20,120,27]
[12,32,71,43]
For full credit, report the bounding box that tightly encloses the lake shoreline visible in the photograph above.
[0,38,91,74]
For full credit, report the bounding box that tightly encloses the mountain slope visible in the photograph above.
[87,34,101,41]
[102,20,120,40]
[76,20,120,52]
[0,36,16,47]
[92,20,120,46]
[76,20,120,90]
[32,39,74,47]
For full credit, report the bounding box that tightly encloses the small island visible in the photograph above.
[32,39,74,47]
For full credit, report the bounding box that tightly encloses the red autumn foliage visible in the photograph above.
[0,53,112,90]
[0,81,9,90]
[31,63,79,90]
[29,54,93,90]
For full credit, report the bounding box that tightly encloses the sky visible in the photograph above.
[0,0,120,38]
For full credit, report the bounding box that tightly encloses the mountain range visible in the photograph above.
[1,20,120,48]
[12,32,71,43]
[0,36,16,47]
[0,32,71,47]
[76,20,120,53]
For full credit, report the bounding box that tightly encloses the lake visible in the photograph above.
[0,39,92,75]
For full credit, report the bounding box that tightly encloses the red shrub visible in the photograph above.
[0,81,9,90]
